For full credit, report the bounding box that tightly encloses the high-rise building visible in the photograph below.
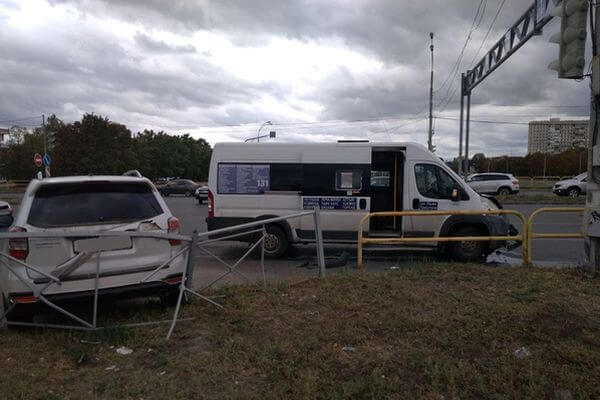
[0,128,8,148]
[528,118,588,154]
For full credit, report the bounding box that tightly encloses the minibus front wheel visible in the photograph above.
[263,225,288,258]
[448,226,488,263]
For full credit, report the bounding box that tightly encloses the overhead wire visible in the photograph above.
[468,0,509,68]
[433,0,487,96]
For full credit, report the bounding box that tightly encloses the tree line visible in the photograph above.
[446,148,588,177]
[0,114,212,181]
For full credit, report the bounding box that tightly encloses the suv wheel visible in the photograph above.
[568,187,581,198]
[184,191,192,197]
[263,225,288,259]
[497,187,511,196]
[448,226,488,263]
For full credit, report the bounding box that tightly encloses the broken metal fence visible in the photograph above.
[0,209,326,339]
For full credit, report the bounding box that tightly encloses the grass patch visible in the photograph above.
[1,265,600,399]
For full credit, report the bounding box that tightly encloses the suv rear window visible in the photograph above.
[28,182,163,227]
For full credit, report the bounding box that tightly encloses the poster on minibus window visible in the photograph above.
[218,164,270,194]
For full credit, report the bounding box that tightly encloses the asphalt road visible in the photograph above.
[164,196,585,268]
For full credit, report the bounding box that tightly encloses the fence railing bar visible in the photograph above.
[195,211,315,239]
[37,295,94,328]
[197,228,264,247]
[92,251,101,328]
[0,253,62,284]
[139,246,190,283]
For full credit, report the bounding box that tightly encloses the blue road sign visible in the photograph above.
[43,153,52,167]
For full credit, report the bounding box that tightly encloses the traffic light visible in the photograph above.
[548,0,589,79]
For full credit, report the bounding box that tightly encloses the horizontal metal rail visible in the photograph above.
[196,211,316,239]
[0,230,191,241]
[526,207,584,265]
[357,209,527,269]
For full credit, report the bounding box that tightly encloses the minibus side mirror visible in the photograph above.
[451,185,461,202]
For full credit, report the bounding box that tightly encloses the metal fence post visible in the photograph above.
[313,208,326,278]
[92,251,101,328]
[261,225,266,289]
[185,231,198,289]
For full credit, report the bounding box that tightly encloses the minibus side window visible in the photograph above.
[270,164,302,191]
[414,164,456,200]
[335,170,362,191]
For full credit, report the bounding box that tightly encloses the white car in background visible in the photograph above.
[466,173,520,196]
[1,175,186,322]
[553,173,587,197]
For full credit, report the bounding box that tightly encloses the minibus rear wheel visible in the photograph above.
[448,226,488,263]
[263,225,288,258]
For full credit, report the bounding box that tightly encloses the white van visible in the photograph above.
[206,141,514,262]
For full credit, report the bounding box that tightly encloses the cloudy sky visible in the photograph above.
[0,0,590,158]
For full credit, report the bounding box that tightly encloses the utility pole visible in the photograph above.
[42,114,47,156]
[585,1,600,275]
[428,32,435,152]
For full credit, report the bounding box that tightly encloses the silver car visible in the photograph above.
[553,173,587,197]
[466,173,520,196]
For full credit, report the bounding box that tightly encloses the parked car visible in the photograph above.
[466,173,520,196]
[553,173,587,197]
[195,185,209,204]
[0,200,13,229]
[157,179,199,197]
[1,175,186,322]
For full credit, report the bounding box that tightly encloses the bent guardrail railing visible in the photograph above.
[0,230,196,338]
[525,207,584,265]
[357,209,527,269]
[0,209,326,339]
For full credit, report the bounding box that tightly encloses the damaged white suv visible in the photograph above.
[1,175,186,321]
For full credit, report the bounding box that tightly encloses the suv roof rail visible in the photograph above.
[122,170,143,178]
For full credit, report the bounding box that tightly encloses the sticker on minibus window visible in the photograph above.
[218,164,270,194]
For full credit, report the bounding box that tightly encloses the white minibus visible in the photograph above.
[206,141,515,262]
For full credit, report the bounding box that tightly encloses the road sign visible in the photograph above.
[45,166,51,177]
[34,153,42,168]
[43,153,52,167]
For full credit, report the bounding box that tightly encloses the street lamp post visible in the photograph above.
[257,121,272,143]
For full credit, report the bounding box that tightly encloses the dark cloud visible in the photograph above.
[2,0,592,158]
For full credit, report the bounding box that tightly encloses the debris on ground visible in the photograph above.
[342,346,356,353]
[116,346,133,355]
[325,251,349,268]
[513,346,531,359]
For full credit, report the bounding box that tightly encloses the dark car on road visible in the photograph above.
[158,179,199,197]
[195,185,209,204]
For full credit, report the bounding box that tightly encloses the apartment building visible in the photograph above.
[528,118,589,154]
[0,128,8,148]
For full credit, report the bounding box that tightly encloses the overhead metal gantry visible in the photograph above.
[458,0,561,176]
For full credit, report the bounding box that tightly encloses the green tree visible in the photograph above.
[53,114,135,176]
[1,131,45,179]
[133,130,211,181]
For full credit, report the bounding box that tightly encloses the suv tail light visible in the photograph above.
[9,226,28,260]
[512,180,519,185]
[208,190,215,218]
[167,217,181,246]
